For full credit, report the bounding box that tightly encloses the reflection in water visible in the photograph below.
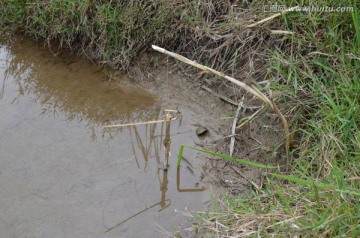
[0,37,208,238]
[105,110,180,170]
[104,110,205,233]
[105,169,171,233]
[177,168,207,192]
[0,37,157,133]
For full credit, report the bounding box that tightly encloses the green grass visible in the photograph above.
[1,0,182,68]
[181,0,360,237]
[178,145,360,196]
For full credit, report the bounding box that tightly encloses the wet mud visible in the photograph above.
[130,53,285,196]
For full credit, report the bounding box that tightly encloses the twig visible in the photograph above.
[230,96,244,156]
[201,85,238,106]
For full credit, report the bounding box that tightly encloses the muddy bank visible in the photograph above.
[129,53,285,196]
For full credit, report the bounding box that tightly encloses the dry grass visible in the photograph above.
[0,0,283,79]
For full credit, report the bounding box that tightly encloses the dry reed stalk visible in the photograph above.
[152,45,271,105]
[103,117,177,128]
[103,119,166,128]
[270,30,294,35]
[230,96,244,156]
[104,110,179,168]
[152,45,291,155]
[247,6,300,28]
[270,98,290,155]
[163,113,172,168]
[308,51,334,57]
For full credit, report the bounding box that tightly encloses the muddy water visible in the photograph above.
[0,37,211,238]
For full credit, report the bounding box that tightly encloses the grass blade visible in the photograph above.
[179,145,279,169]
[270,173,360,196]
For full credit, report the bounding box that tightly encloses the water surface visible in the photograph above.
[0,36,208,238]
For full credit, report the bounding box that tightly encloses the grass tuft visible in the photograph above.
[0,0,275,75]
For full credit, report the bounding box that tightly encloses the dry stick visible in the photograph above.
[103,119,164,128]
[103,110,178,129]
[103,117,177,128]
[151,45,291,156]
[230,96,244,156]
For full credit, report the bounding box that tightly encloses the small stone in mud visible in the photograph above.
[196,126,208,136]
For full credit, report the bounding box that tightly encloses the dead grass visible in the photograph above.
[1,0,282,79]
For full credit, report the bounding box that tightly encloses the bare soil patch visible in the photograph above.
[120,53,286,196]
